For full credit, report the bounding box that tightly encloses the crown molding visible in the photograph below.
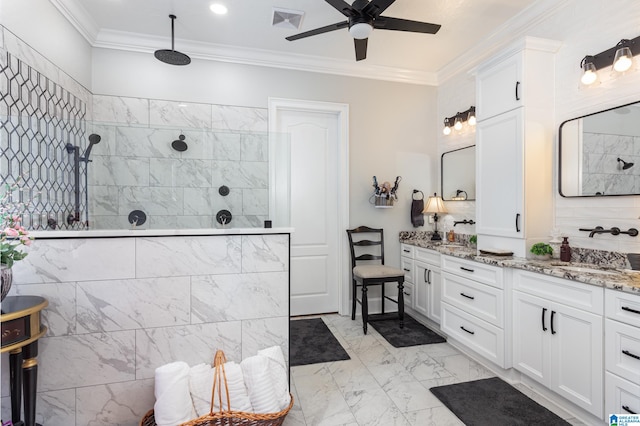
[94,29,439,85]
[49,0,100,43]
[438,0,570,84]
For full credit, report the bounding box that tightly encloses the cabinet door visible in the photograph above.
[414,262,430,317]
[427,267,442,324]
[550,303,603,418]
[476,52,522,120]
[476,109,524,239]
[513,291,549,385]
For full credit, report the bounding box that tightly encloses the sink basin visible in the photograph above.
[558,266,620,276]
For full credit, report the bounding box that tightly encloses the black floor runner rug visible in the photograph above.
[430,377,570,426]
[368,314,446,347]
[290,318,350,366]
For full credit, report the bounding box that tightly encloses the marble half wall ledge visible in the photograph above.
[29,227,294,239]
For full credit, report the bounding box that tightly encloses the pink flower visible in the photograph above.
[3,227,19,237]
[21,236,32,246]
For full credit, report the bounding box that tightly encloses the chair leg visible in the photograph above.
[397,281,405,329]
[362,284,369,334]
[351,279,357,320]
[381,284,385,315]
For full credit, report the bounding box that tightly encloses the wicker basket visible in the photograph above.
[140,350,293,426]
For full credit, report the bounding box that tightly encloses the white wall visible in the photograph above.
[437,0,640,254]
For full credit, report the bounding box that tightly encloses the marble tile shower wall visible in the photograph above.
[0,233,290,425]
[582,132,640,195]
[90,95,270,230]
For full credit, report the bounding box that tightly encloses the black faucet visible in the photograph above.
[579,226,639,238]
[453,219,476,226]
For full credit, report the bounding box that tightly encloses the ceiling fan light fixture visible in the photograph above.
[349,22,373,40]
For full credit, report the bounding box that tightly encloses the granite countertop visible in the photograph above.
[400,239,640,296]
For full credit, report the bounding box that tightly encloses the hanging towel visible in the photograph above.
[411,190,424,227]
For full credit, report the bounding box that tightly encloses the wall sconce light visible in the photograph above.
[451,189,468,201]
[442,106,476,136]
[580,35,639,86]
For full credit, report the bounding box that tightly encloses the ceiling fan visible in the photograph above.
[286,0,441,61]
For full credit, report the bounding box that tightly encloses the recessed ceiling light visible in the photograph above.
[210,3,228,15]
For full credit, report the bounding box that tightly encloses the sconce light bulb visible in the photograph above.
[468,115,476,126]
[443,126,451,136]
[454,119,463,131]
[581,69,597,85]
[613,46,633,72]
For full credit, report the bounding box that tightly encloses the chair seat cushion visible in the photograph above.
[353,265,404,279]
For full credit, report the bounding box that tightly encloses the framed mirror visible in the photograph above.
[559,101,640,197]
[441,145,476,201]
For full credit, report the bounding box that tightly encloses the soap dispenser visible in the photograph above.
[560,237,571,262]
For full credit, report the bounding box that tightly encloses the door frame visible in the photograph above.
[268,98,350,315]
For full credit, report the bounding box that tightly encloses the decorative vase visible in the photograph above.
[1,265,12,302]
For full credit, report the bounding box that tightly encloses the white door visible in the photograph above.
[269,99,349,316]
[512,290,548,384]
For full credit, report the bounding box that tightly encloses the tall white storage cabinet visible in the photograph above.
[475,37,561,258]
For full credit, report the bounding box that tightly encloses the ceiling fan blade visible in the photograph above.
[325,0,355,17]
[286,21,349,41]
[354,38,368,61]
[374,16,441,34]
[363,0,396,17]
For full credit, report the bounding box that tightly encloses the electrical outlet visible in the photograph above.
[428,215,434,224]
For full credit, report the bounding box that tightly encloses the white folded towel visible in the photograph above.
[188,363,215,417]
[189,361,253,416]
[257,346,290,410]
[241,355,280,414]
[214,361,253,412]
[154,361,196,426]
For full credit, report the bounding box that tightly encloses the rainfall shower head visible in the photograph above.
[154,15,191,66]
[618,157,635,170]
[171,134,188,152]
[80,133,101,162]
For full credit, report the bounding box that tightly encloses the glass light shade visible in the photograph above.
[443,125,451,135]
[468,114,476,126]
[454,117,463,131]
[423,193,448,214]
[581,61,598,85]
[613,46,633,72]
[349,23,373,39]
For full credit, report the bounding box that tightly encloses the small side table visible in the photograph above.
[1,296,48,426]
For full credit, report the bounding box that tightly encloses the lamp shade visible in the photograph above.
[423,193,447,214]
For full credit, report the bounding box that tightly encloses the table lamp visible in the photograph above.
[423,193,448,240]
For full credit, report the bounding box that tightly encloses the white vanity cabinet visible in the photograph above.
[414,248,442,324]
[512,270,603,418]
[440,256,507,367]
[604,289,640,418]
[475,37,560,258]
[400,244,415,309]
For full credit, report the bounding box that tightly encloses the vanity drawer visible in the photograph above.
[512,270,603,315]
[403,283,414,309]
[605,289,640,328]
[442,272,504,327]
[401,258,414,283]
[441,302,505,367]
[414,247,440,266]
[441,256,503,289]
[605,319,640,385]
[605,372,640,417]
[400,244,415,259]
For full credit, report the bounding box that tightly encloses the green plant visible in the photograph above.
[1,181,34,268]
[469,235,477,245]
[530,242,553,256]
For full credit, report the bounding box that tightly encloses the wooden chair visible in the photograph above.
[346,226,405,334]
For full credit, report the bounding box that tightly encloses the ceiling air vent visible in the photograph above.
[272,7,305,30]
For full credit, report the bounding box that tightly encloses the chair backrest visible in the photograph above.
[346,226,386,268]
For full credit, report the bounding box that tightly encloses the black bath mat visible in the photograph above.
[430,377,571,426]
[368,314,446,348]
[290,318,350,366]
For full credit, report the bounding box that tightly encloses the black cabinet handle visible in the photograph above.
[622,350,640,360]
[542,307,547,332]
[460,326,475,335]
[460,292,475,300]
[622,306,640,315]
[550,310,556,334]
[423,269,428,283]
[515,213,521,232]
[515,81,521,100]
[460,267,475,273]
[403,249,411,253]
[403,268,411,272]
[403,291,411,296]
[622,405,637,414]
[427,269,432,284]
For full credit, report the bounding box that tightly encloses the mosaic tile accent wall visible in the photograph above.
[0,51,88,229]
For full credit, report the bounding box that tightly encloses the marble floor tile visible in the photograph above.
[405,406,465,426]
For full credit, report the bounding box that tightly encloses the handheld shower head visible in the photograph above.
[618,157,634,170]
[81,134,101,162]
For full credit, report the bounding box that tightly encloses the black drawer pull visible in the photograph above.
[622,405,637,414]
[542,307,547,332]
[403,268,411,272]
[460,267,475,273]
[403,291,411,296]
[403,249,411,253]
[622,350,640,360]
[550,310,556,335]
[460,326,475,335]
[460,292,475,300]
[622,306,640,315]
